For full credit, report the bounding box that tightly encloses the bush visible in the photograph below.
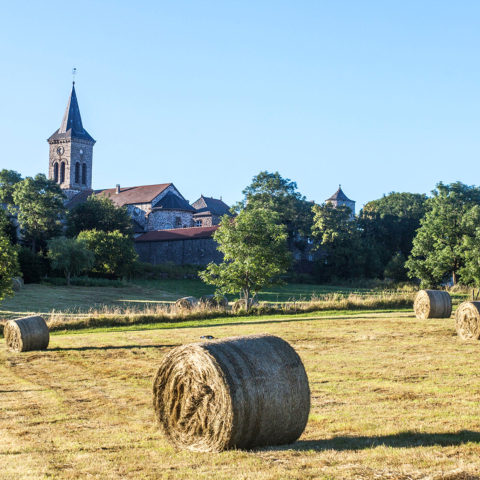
[17,247,50,283]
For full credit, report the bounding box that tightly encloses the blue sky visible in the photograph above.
[1,0,479,209]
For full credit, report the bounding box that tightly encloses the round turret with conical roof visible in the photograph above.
[325,185,355,218]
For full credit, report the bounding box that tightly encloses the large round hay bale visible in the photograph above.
[232,297,259,312]
[12,278,22,292]
[4,316,49,352]
[15,277,24,287]
[414,290,452,319]
[455,301,480,340]
[175,296,198,310]
[199,294,228,309]
[153,333,310,452]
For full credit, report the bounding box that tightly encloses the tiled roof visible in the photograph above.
[191,195,231,216]
[326,186,353,203]
[48,83,95,143]
[135,226,218,242]
[64,190,94,210]
[152,192,196,212]
[97,184,172,207]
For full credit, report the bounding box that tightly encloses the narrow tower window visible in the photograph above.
[60,162,66,184]
[82,164,87,185]
[53,163,59,183]
[75,163,80,184]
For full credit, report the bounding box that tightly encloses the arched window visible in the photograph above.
[53,163,59,183]
[60,162,65,184]
[75,162,80,184]
[82,164,87,185]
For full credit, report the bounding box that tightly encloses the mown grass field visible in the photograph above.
[2,310,480,479]
[0,282,379,321]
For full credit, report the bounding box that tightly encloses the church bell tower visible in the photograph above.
[47,82,96,200]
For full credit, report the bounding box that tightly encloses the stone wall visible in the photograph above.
[135,238,223,265]
[147,210,194,230]
[194,215,222,227]
[48,138,94,191]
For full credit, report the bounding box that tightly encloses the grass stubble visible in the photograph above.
[2,311,480,479]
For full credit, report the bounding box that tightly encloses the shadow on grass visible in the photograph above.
[48,344,181,351]
[278,430,480,452]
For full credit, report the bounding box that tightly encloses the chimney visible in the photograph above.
[116,184,120,194]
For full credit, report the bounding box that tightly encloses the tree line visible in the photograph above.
[1,167,479,309]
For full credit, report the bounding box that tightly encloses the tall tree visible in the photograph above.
[48,237,95,286]
[406,182,480,286]
[238,171,314,237]
[200,208,291,311]
[0,208,17,245]
[311,202,370,281]
[0,233,21,306]
[78,229,138,279]
[66,195,134,238]
[0,169,23,205]
[12,174,65,252]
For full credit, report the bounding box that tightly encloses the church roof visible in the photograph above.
[191,195,231,217]
[135,226,218,242]
[152,192,196,212]
[48,83,95,143]
[326,186,354,203]
[97,184,172,207]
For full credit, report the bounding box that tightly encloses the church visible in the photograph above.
[47,82,355,266]
[48,82,231,240]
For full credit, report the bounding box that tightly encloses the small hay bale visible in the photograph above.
[232,297,259,312]
[414,290,452,319]
[12,278,22,292]
[175,296,198,310]
[4,316,50,352]
[455,301,480,340]
[199,294,228,309]
[152,333,310,452]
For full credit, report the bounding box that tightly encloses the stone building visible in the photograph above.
[49,82,230,234]
[135,226,222,265]
[48,82,95,201]
[325,186,355,218]
[191,195,231,227]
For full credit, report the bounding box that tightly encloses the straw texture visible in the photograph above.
[414,290,452,319]
[199,294,228,308]
[232,298,259,312]
[152,333,310,452]
[175,297,198,310]
[455,301,480,340]
[4,316,50,352]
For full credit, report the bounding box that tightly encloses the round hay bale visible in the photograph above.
[232,297,259,312]
[455,301,480,340]
[414,290,452,319]
[175,296,198,310]
[153,333,310,452]
[15,277,24,287]
[12,278,22,292]
[4,316,49,352]
[199,294,228,309]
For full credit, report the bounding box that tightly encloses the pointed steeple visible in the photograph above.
[59,82,84,134]
[48,82,95,142]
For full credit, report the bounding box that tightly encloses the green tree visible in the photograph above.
[238,171,314,237]
[47,237,95,286]
[0,169,23,205]
[66,195,134,238]
[200,207,291,311]
[78,229,138,278]
[0,234,21,306]
[0,208,17,245]
[406,182,480,286]
[12,174,65,252]
[458,230,480,290]
[311,202,367,281]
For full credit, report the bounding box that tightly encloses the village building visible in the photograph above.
[46,82,355,267]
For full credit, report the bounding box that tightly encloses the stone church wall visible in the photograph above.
[148,210,194,230]
[135,238,223,265]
